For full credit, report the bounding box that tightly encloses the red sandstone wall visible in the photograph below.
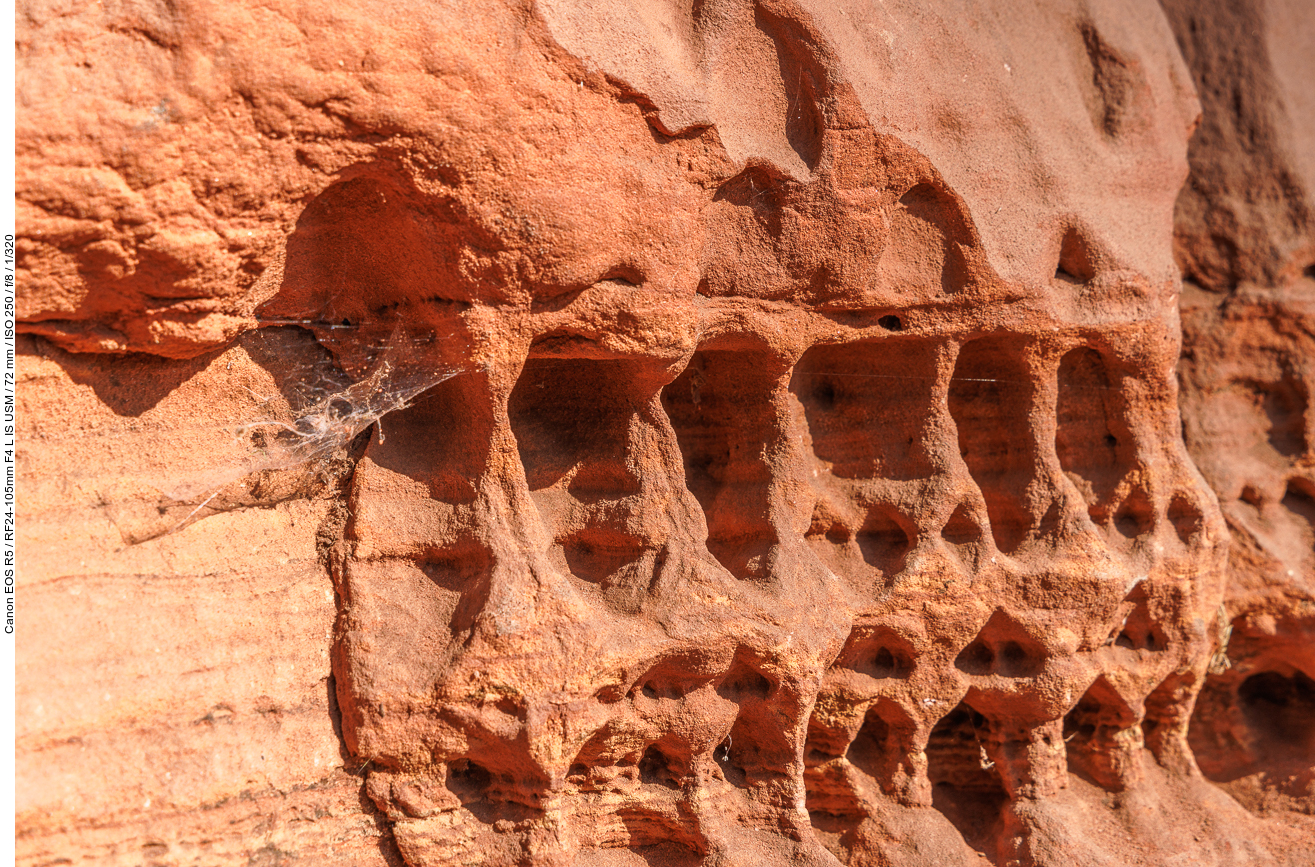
[1163,0,1315,823]
[14,1,1315,865]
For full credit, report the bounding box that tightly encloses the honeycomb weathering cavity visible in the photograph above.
[305,7,1228,862]
[335,294,1226,864]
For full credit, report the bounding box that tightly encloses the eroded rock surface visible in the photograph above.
[1165,0,1315,825]
[14,0,1315,864]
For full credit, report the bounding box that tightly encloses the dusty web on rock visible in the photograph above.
[137,321,466,541]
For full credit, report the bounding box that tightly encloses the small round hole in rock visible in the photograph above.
[998,641,1034,676]
[445,759,491,800]
[638,745,679,789]
[1167,493,1204,544]
[812,378,837,409]
[878,315,903,331]
[873,646,898,676]
[956,641,995,675]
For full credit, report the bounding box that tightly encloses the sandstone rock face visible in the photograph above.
[1163,0,1315,825]
[14,1,1314,865]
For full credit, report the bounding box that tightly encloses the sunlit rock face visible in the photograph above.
[265,3,1224,863]
[14,0,1314,864]
[1165,0,1315,826]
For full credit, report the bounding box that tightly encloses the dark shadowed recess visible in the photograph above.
[662,348,784,580]
[926,703,1008,860]
[948,336,1040,554]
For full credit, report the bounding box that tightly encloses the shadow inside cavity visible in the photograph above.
[925,703,1007,861]
[947,336,1038,554]
[662,348,784,580]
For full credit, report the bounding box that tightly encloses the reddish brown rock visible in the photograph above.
[1164,0,1315,827]
[1160,0,1315,293]
[14,0,1315,865]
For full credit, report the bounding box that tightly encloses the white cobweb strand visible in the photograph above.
[234,356,444,469]
[159,323,464,534]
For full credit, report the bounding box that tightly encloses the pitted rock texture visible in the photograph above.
[330,297,1224,867]
[13,0,1315,865]
[1165,0,1315,826]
